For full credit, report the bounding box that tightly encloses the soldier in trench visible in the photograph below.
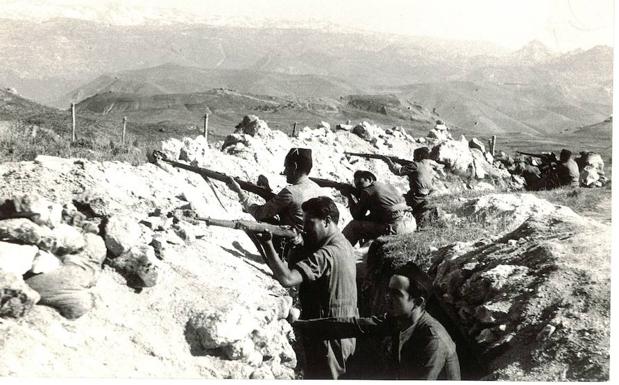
[227,147,323,253]
[293,263,461,380]
[342,170,416,247]
[382,147,436,224]
[253,196,358,379]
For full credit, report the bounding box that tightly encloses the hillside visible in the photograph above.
[73,89,440,139]
[562,117,612,138]
[391,81,611,135]
[58,64,365,108]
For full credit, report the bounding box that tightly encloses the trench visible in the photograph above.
[345,238,489,380]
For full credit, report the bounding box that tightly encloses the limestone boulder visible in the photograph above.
[160,137,183,161]
[580,165,601,187]
[234,115,270,137]
[0,271,40,318]
[189,304,260,349]
[50,223,86,255]
[352,121,384,142]
[335,123,354,131]
[0,241,39,275]
[431,138,474,175]
[0,218,56,251]
[317,121,331,131]
[30,250,62,275]
[63,233,107,270]
[0,194,62,228]
[107,245,159,288]
[104,216,142,257]
[469,138,486,153]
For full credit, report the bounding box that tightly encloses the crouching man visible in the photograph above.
[342,170,416,247]
[293,264,461,380]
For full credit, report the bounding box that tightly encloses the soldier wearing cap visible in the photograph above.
[342,170,416,246]
[556,149,580,188]
[227,148,324,247]
[383,147,436,223]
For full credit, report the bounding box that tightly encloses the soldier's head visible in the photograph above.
[301,196,339,245]
[283,148,313,183]
[413,147,431,161]
[387,263,433,318]
[353,170,376,189]
[560,149,572,162]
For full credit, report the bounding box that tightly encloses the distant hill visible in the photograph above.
[57,63,364,108]
[74,88,440,138]
[562,117,612,138]
[390,80,611,135]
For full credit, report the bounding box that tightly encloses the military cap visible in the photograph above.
[285,148,313,172]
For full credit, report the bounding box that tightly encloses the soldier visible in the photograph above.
[342,170,416,247]
[293,263,461,380]
[383,147,435,223]
[227,148,324,250]
[255,197,358,379]
[556,149,580,188]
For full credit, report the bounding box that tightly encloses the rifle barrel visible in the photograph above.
[158,157,276,200]
[197,217,297,238]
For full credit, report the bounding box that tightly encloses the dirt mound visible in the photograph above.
[0,156,297,379]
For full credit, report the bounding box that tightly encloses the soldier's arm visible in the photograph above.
[384,157,405,175]
[293,315,391,339]
[245,188,292,221]
[418,336,451,380]
[349,190,370,220]
[258,232,303,287]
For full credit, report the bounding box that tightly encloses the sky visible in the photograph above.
[0,0,614,52]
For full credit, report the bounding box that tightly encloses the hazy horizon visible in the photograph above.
[0,0,613,53]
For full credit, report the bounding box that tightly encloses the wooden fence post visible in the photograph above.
[71,103,76,142]
[203,113,209,139]
[122,116,127,145]
[291,122,297,137]
[490,135,496,156]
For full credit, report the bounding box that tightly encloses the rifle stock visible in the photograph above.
[345,151,413,166]
[151,150,276,200]
[196,217,298,238]
[309,177,357,196]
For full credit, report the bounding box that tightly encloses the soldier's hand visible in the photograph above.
[257,174,272,191]
[290,230,304,247]
[255,230,273,243]
[226,176,243,195]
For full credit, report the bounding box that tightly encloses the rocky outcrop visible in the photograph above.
[0,271,40,318]
[362,193,610,381]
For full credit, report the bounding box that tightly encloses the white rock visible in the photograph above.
[6,193,62,228]
[0,242,39,275]
[190,304,259,349]
[30,250,62,274]
[51,223,86,255]
[0,271,41,318]
[104,216,142,257]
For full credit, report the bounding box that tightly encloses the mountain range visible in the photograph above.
[0,18,613,137]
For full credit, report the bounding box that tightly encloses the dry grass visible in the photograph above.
[0,120,148,164]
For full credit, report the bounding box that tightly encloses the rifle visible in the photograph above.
[516,151,558,162]
[151,150,276,200]
[345,151,413,166]
[309,177,359,196]
[196,217,298,238]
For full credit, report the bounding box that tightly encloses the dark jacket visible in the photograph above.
[350,181,408,224]
[557,159,580,187]
[294,311,460,380]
